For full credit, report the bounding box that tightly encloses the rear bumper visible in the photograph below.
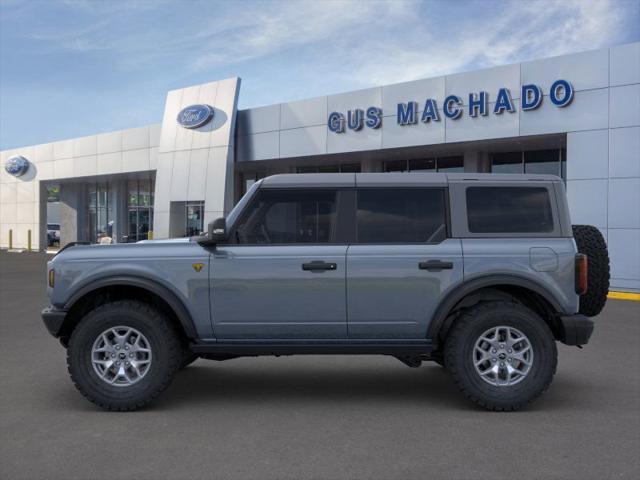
[558,314,594,346]
[41,306,67,338]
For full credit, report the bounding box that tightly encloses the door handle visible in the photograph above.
[302,261,337,272]
[419,260,454,271]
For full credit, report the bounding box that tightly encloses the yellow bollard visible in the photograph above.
[148,230,153,240]
[8,229,12,250]
[28,229,32,252]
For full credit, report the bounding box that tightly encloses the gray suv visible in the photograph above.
[42,173,609,411]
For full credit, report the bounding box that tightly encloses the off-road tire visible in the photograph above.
[572,224,610,317]
[67,300,183,411]
[444,301,557,411]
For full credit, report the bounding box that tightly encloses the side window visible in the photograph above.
[466,186,554,233]
[234,189,338,244]
[356,188,447,243]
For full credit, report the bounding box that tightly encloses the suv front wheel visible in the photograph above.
[67,300,183,411]
[444,301,557,411]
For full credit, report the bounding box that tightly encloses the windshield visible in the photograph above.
[225,180,262,229]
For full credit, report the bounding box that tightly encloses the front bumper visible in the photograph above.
[41,306,67,338]
[558,314,594,346]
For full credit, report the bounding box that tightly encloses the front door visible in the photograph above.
[211,188,348,339]
[346,187,463,339]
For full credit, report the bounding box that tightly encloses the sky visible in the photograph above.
[1,0,639,150]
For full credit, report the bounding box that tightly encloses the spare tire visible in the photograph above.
[572,225,610,317]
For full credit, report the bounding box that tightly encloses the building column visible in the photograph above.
[464,151,491,173]
[59,183,85,247]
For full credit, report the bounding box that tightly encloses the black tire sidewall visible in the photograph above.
[446,303,557,409]
[68,302,180,409]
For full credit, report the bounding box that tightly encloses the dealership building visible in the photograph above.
[1,42,639,291]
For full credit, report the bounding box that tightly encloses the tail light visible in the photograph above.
[575,254,588,295]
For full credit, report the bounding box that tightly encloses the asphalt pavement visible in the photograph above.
[1,251,639,480]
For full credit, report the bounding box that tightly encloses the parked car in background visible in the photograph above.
[46,223,60,247]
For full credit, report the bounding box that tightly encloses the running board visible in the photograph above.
[190,341,434,357]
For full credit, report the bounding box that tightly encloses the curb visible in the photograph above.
[608,291,640,302]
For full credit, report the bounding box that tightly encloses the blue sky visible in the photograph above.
[1,0,639,149]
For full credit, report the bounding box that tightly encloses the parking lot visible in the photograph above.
[1,250,639,480]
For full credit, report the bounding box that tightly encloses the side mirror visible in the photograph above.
[208,217,227,244]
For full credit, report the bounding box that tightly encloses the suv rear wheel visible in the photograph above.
[444,301,557,411]
[67,300,183,411]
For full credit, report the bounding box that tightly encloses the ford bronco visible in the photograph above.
[42,173,609,411]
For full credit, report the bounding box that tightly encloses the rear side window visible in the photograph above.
[234,189,337,244]
[356,189,447,243]
[466,187,554,233]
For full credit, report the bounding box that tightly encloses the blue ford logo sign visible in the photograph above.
[5,155,30,177]
[176,104,214,129]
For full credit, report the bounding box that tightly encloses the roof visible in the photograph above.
[260,172,562,188]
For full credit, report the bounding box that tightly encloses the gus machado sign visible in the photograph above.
[327,79,573,133]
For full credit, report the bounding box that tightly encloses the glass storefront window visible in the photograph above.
[296,163,361,174]
[126,178,155,242]
[491,152,524,174]
[86,182,112,243]
[491,149,567,179]
[436,156,464,172]
[384,156,462,172]
[185,202,204,237]
[525,149,561,176]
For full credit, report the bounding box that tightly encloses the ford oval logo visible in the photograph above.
[5,156,30,177]
[176,104,214,129]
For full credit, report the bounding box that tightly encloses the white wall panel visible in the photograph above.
[608,178,640,228]
[610,84,640,128]
[328,87,382,113]
[52,139,73,160]
[383,118,445,149]
[74,135,97,157]
[238,104,280,134]
[96,152,122,175]
[34,143,54,163]
[169,150,189,201]
[521,48,609,92]
[53,158,74,178]
[608,228,640,283]
[149,147,159,171]
[210,78,239,148]
[97,131,122,154]
[237,131,279,161]
[446,104,519,142]
[281,97,327,129]
[35,162,53,181]
[520,88,608,136]
[566,129,609,180]
[280,126,327,157]
[609,127,640,178]
[383,77,445,113]
[153,153,173,213]
[610,43,640,86]
[566,179,608,228]
[446,64,520,101]
[187,148,208,201]
[122,149,150,173]
[158,89,183,153]
[148,123,161,147]
[73,155,97,178]
[122,126,150,151]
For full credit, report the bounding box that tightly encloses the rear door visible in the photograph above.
[346,187,463,339]
[211,188,349,339]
